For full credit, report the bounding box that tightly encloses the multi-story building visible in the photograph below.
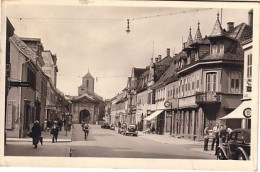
[174,13,252,140]
[6,34,39,138]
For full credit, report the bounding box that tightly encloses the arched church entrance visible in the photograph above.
[79,110,90,124]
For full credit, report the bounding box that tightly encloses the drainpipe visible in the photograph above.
[18,57,30,138]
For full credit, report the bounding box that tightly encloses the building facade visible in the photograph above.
[69,71,103,124]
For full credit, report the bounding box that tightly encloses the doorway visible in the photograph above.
[79,110,90,123]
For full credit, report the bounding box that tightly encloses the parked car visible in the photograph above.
[118,123,127,134]
[110,124,115,130]
[216,129,250,160]
[125,124,138,136]
[101,122,110,129]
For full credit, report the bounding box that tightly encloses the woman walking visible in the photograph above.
[31,120,41,149]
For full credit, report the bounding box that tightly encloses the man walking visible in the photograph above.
[50,123,59,143]
[211,123,220,152]
[83,123,90,140]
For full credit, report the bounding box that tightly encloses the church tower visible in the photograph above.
[78,70,95,96]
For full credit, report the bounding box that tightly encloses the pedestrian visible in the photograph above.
[219,125,227,144]
[211,123,220,151]
[203,125,210,151]
[83,123,89,140]
[31,120,42,149]
[50,123,59,143]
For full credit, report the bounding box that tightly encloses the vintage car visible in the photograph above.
[216,129,250,160]
[125,124,138,136]
[118,123,127,134]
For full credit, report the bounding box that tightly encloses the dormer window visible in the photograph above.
[211,42,224,54]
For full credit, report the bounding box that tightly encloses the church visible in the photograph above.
[68,71,104,124]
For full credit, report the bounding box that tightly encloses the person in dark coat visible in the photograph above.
[50,124,59,143]
[31,120,41,148]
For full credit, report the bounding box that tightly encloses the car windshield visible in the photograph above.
[128,125,136,129]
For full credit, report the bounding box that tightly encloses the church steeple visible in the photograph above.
[194,21,202,42]
[210,12,224,37]
[78,70,95,96]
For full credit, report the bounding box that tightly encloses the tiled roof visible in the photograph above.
[9,34,37,62]
[151,54,180,89]
[133,68,146,77]
[154,56,172,81]
[136,69,149,93]
[226,23,252,43]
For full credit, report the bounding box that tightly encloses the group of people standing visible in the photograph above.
[204,123,233,154]
[30,119,67,148]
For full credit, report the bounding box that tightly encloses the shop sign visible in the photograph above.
[243,108,251,118]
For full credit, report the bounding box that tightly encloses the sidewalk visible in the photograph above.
[7,127,73,143]
[138,132,216,156]
[5,142,72,157]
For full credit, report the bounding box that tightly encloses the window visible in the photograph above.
[229,71,241,93]
[211,43,224,54]
[86,80,89,87]
[206,72,217,92]
[192,82,195,90]
[27,68,36,90]
[196,80,199,89]
[247,54,252,78]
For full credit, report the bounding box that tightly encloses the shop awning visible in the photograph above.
[220,101,251,120]
[144,110,164,121]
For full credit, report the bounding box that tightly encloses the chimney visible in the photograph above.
[166,48,170,56]
[248,9,253,27]
[227,22,234,31]
[158,55,162,61]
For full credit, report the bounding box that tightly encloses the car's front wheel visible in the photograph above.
[217,149,227,160]
[236,152,246,160]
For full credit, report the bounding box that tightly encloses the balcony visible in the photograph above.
[195,92,221,104]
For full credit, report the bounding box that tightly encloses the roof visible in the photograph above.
[83,71,94,78]
[133,67,146,77]
[154,56,172,81]
[20,37,41,42]
[9,34,37,62]
[151,54,179,89]
[136,69,149,93]
[226,23,252,43]
[194,22,203,42]
[209,13,224,37]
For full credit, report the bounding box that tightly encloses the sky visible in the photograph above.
[6,1,251,99]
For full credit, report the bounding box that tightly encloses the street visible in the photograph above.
[5,124,215,159]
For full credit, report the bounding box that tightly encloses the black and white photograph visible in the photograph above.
[1,0,259,171]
